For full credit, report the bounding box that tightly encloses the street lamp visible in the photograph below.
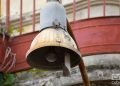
[26,0,90,85]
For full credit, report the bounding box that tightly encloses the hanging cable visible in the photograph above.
[1,28,6,41]
[0,47,12,71]
[0,56,12,71]
[0,0,16,73]
[0,53,16,72]
[0,47,16,72]
[5,47,11,58]
[0,47,11,70]
[2,31,5,41]
[6,53,16,72]
[0,0,11,71]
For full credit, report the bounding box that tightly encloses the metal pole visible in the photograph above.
[79,58,91,86]
[103,0,106,16]
[33,0,36,32]
[67,20,91,86]
[0,0,1,17]
[6,0,10,31]
[20,0,23,35]
[73,0,76,21]
[59,0,62,4]
[72,1,90,85]
[88,0,90,18]
[119,0,120,15]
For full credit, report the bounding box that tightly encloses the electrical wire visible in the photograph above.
[6,53,16,72]
[0,47,11,71]
[0,47,16,72]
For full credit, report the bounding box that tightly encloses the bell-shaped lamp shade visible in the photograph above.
[26,1,81,71]
[26,28,80,70]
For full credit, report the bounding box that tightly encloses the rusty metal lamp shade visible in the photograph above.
[26,28,80,70]
[26,1,80,70]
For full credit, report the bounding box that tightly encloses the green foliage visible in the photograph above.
[0,28,6,35]
[0,25,24,37]
[16,27,24,32]
[0,72,4,86]
[4,73,15,86]
[8,25,25,36]
[28,68,45,77]
[0,73,15,86]
[8,25,14,35]
[16,68,46,81]
[27,68,45,74]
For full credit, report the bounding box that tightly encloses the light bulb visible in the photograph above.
[46,53,57,62]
